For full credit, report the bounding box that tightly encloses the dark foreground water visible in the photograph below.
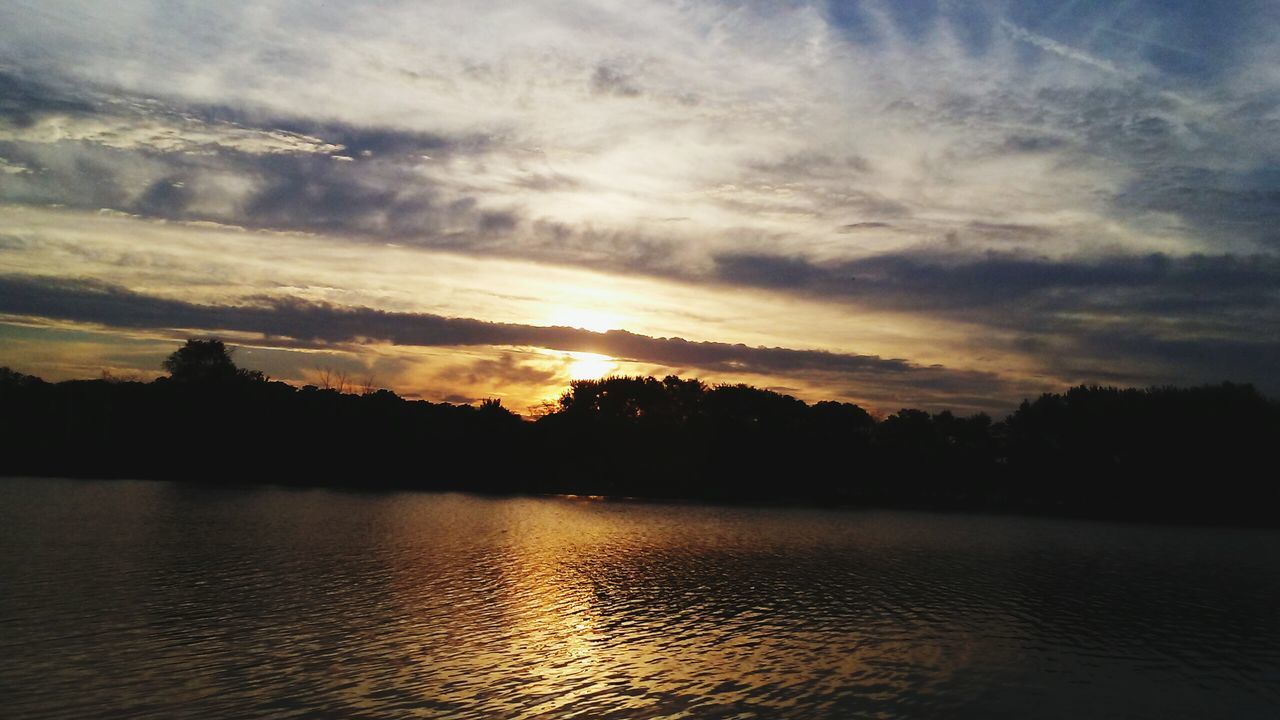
[1,478,1279,719]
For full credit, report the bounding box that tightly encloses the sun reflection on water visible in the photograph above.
[15,484,1261,719]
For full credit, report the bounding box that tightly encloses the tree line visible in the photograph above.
[2,339,1277,525]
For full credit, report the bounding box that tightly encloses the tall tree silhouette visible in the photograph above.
[162,339,263,383]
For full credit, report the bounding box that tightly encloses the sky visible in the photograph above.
[1,0,1278,415]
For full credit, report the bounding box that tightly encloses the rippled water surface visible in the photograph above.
[2,478,1279,718]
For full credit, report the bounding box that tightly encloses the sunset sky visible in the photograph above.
[1,0,1278,414]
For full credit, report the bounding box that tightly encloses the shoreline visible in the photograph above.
[8,472,1275,530]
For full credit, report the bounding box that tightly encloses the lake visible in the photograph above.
[1,477,1278,718]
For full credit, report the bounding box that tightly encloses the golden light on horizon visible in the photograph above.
[567,352,617,381]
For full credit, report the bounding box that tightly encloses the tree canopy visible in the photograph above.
[162,339,264,384]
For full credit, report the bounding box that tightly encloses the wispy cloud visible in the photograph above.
[999,20,1132,78]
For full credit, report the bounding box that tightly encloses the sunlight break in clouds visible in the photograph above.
[1,0,1277,412]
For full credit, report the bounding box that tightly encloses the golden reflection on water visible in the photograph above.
[374,497,990,716]
[7,482,1279,719]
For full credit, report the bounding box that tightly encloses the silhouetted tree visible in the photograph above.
[315,366,352,393]
[0,366,44,388]
[809,400,874,433]
[162,339,263,384]
[703,383,808,429]
[558,376,670,422]
[359,374,381,396]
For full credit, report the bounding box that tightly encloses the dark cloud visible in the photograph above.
[242,153,435,234]
[0,234,30,251]
[477,210,519,233]
[280,124,462,159]
[177,102,483,160]
[747,153,872,178]
[0,71,95,126]
[709,248,1280,394]
[0,140,131,209]
[0,102,538,261]
[712,254,822,289]
[1114,166,1280,248]
[712,249,1280,315]
[590,66,641,97]
[965,222,1053,242]
[1000,134,1070,153]
[519,219,684,274]
[510,172,583,192]
[837,222,891,232]
[0,74,508,240]
[435,351,561,390]
[1033,328,1280,396]
[1028,87,1185,155]
[0,274,1008,392]
[134,176,192,216]
[924,80,1280,249]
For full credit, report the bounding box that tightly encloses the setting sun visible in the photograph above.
[567,352,616,381]
[549,308,619,334]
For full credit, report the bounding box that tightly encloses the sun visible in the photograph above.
[566,352,616,380]
[548,307,618,334]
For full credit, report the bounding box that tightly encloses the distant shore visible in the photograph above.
[3,343,1278,527]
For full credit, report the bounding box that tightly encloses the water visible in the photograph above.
[1,478,1278,719]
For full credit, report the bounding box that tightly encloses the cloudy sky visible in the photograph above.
[1,0,1277,414]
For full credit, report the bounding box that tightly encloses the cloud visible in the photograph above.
[710,254,822,290]
[0,72,343,156]
[0,273,1011,399]
[837,222,891,232]
[433,351,562,395]
[0,71,94,125]
[0,156,31,175]
[4,4,1278,262]
[708,247,1280,394]
[711,248,1280,312]
[964,222,1054,242]
[1,1,1278,407]
[1044,329,1280,392]
[0,112,343,155]
[590,65,641,97]
[1114,167,1280,249]
[999,20,1131,79]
